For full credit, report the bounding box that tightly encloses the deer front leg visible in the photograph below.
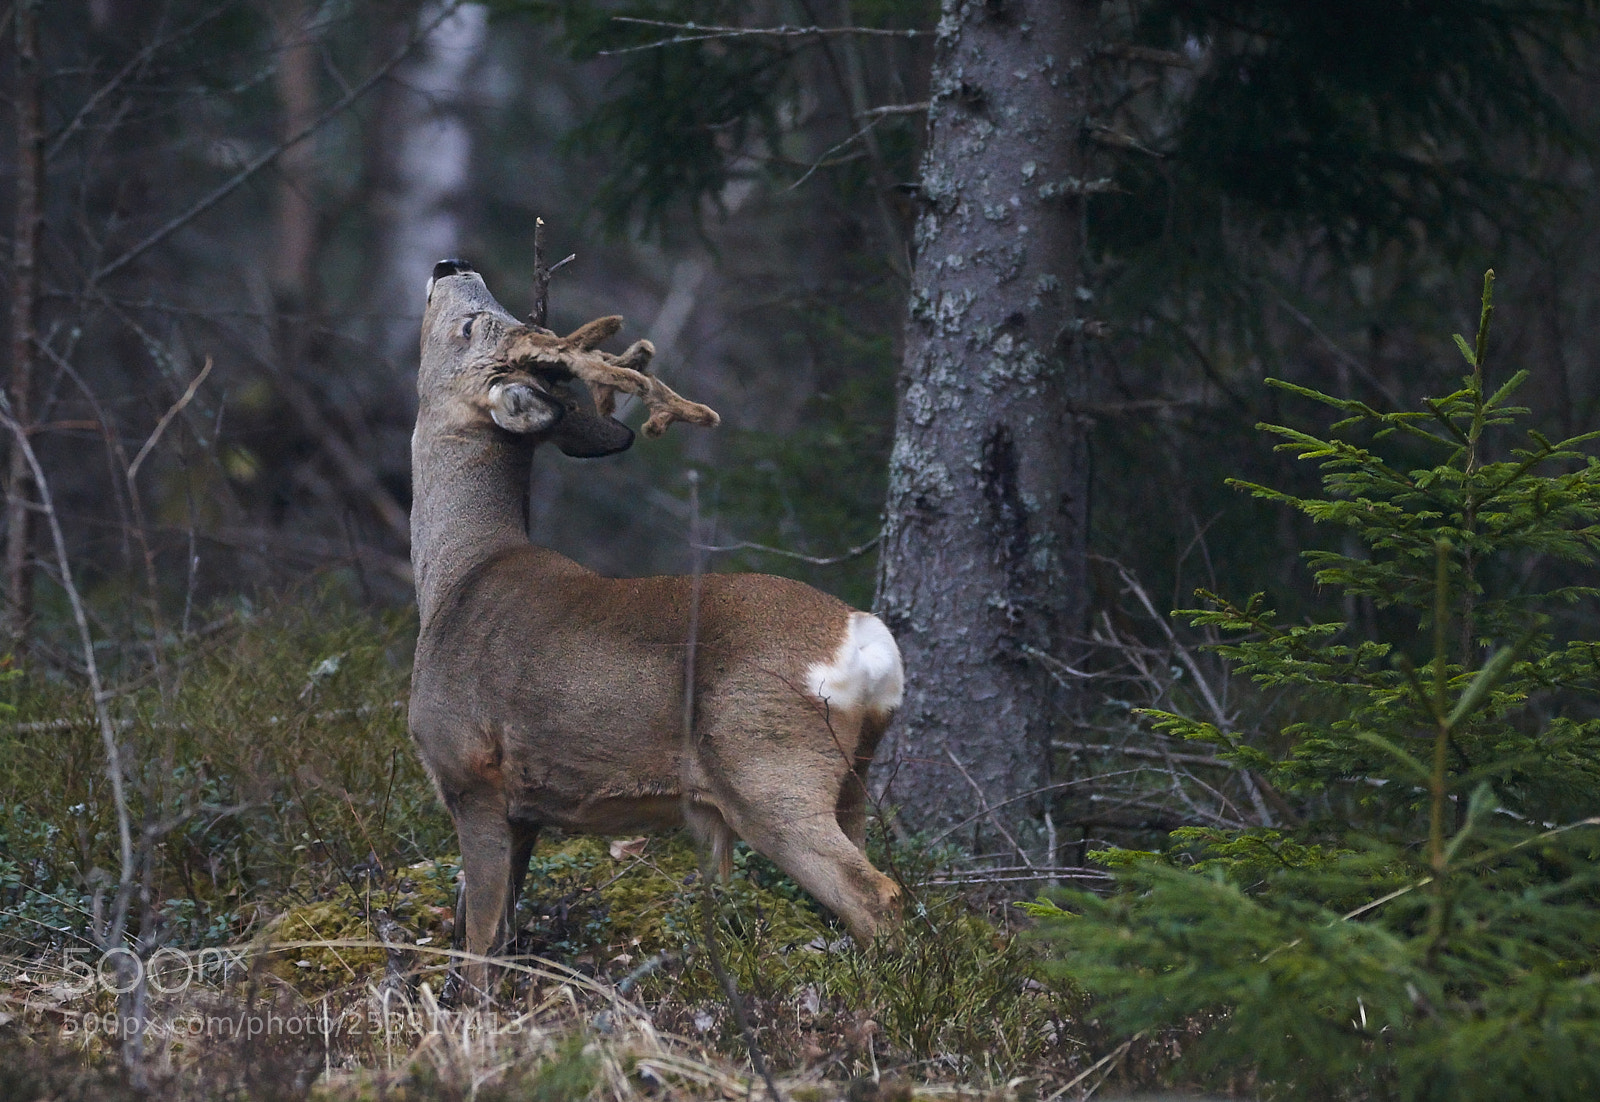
[452,790,513,1005]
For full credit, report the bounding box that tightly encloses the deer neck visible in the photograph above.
[410,409,534,626]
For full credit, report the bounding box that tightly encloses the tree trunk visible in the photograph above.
[6,0,43,653]
[876,0,1093,855]
[271,0,319,307]
[366,0,487,367]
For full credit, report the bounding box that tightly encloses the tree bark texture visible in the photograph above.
[876,0,1093,852]
[6,0,43,651]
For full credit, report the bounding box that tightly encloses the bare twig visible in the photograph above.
[926,866,1113,887]
[1086,125,1164,158]
[127,357,213,482]
[1053,739,1235,769]
[46,2,238,162]
[695,533,879,566]
[681,471,780,1102]
[925,773,1152,848]
[854,102,929,118]
[946,749,1037,871]
[530,217,550,328]
[0,394,134,956]
[1095,555,1230,725]
[1020,642,1098,681]
[1095,43,1194,67]
[1271,289,1403,409]
[600,16,924,57]
[786,115,884,193]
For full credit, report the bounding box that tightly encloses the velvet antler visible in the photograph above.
[497,317,720,438]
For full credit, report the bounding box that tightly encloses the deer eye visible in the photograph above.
[458,316,476,340]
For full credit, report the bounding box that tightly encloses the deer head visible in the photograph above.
[420,259,718,457]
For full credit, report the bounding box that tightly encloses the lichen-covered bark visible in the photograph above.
[876,0,1093,851]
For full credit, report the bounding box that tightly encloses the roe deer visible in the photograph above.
[408,261,904,999]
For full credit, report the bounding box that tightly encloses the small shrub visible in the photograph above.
[1037,273,1600,1099]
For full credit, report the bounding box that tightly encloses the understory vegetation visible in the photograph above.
[0,599,1104,1100]
[1039,275,1600,1099]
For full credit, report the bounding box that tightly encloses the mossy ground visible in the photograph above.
[0,595,1132,1100]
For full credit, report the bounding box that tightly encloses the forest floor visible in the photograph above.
[0,596,1218,1100]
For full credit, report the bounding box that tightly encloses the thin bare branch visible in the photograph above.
[0,393,133,939]
[946,749,1037,871]
[127,357,212,482]
[925,772,1154,847]
[1271,289,1404,409]
[1095,43,1195,67]
[1054,739,1235,768]
[1096,554,1231,726]
[91,0,467,286]
[600,16,924,56]
[786,115,884,192]
[46,2,240,162]
[695,534,879,566]
[854,101,929,118]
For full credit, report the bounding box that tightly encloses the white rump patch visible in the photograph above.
[807,612,904,715]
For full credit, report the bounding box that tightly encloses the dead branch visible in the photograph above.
[694,533,879,566]
[0,393,135,951]
[946,749,1037,871]
[246,347,411,547]
[855,102,929,118]
[47,3,235,162]
[601,16,924,57]
[1094,554,1231,725]
[1054,739,1235,769]
[127,357,213,482]
[529,217,550,328]
[1095,43,1195,67]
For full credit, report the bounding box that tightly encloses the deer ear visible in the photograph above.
[488,381,561,434]
[552,405,635,458]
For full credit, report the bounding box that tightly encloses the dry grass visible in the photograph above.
[0,926,1104,1102]
[0,594,1172,1100]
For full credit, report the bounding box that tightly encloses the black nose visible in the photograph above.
[432,259,474,281]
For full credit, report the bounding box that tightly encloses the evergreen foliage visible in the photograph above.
[1103,0,1596,260]
[1034,274,1600,1099]
[503,0,935,234]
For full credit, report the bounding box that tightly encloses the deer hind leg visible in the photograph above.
[507,820,540,952]
[452,790,513,1004]
[708,750,900,944]
[684,801,735,881]
[835,759,872,854]
[837,707,893,854]
[730,794,900,944]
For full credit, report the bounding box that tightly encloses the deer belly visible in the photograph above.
[506,781,684,834]
[500,720,684,834]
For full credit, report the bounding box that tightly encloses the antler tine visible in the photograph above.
[498,318,720,437]
[586,339,653,417]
